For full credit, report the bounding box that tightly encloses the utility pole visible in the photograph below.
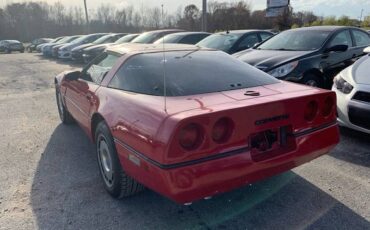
[202,0,207,32]
[359,9,364,25]
[83,0,90,33]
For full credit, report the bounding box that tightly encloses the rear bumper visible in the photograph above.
[115,122,339,204]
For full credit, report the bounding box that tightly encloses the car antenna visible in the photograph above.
[161,4,168,113]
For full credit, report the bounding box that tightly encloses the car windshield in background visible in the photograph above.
[257,30,331,51]
[57,37,73,44]
[71,35,89,44]
[131,32,160,44]
[114,34,136,44]
[109,50,279,96]
[92,35,114,45]
[115,34,137,44]
[197,33,242,52]
[154,34,181,44]
[63,36,79,43]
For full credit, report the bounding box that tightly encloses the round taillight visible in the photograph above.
[179,123,203,151]
[322,96,334,117]
[212,117,233,143]
[304,101,318,122]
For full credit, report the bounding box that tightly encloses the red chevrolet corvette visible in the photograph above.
[55,44,339,204]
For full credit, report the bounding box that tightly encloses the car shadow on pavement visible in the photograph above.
[31,124,370,230]
[329,127,370,167]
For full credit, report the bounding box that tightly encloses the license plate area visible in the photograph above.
[250,126,294,161]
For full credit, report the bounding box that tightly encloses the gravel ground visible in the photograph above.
[0,53,369,230]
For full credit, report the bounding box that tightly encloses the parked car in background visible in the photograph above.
[51,35,82,58]
[58,33,107,60]
[196,30,274,54]
[71,33,126,62]
[36,36,64,52]
[54,44,339,204]
[43,36,76,56]
[234,26,370,88]
[82,34,139,63]
[333,46,370,134]
[27,38,52,52]
[0,40,25,53]
[153,32,211,45]
[130,29,185,44]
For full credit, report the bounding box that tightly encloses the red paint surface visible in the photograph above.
[56,51,339,204]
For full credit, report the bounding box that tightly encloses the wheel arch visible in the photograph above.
[91,113,107,143]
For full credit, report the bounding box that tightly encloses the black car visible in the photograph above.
[196,30,274,54]
[70,33,121,61]
[130,29,185,44]
[153,32,211,44]
[82,34,139,63]
[234,26,370,88]
[27,38,52,52]
[0,40,25,53]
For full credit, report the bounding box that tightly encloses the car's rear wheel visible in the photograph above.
[56,87,74,124]
[302,74,324,88]
[95,121,144,199]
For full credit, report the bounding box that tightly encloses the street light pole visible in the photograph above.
[202,0,207,32]
[83,0,90,33]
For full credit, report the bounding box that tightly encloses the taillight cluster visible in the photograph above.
[179,117,234,151]
[304,96,335,122]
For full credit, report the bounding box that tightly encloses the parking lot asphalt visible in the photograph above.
[0,53,369,230]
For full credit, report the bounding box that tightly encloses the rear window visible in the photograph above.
[108,50,278,96]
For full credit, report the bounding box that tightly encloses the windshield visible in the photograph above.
[56,37,72,44]
[115,34,138,44]
[63,36,80,43]
[131,32,163,44]
[92,35,115,45]
[71,35,89,44]
[196,33,242,52]
[109,50,278,96]
[154,34,182,44]
[257,30,331,51]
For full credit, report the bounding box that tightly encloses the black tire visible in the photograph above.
[20,50,24,53]
[95,121,144,199]
[55,87,74,124]
[6,49,11,54]
[302,73,324,88]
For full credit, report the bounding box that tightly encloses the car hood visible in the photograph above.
[84,43,112,51]
[351,55,370,85]
[234,49,314,71]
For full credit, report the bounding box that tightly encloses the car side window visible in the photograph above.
[329,30,352,47]
[352,30,370,47]
[260,33,273,41]
[82,54,119,84]
[237,33,260,51]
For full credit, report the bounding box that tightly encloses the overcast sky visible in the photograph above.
[1,0,369,19]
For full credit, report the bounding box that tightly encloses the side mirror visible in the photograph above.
[325,44,348,53]
[64,71,81,81]
[364,46,370,54]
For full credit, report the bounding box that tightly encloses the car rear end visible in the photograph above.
[115,87,339,204]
